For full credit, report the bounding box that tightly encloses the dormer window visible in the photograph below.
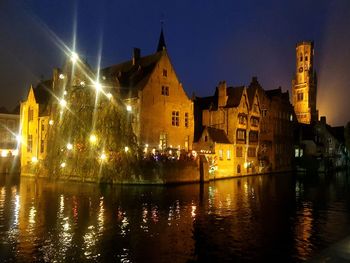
[163,69,167,77]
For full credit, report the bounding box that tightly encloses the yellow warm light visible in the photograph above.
[100,153,107,161]
[126,105,132,112]
[31,156,38,163]
[124,146,129,152]
[89,134,97,144]
[1,150,7,157]
[15,135,21,144]
[60,162,66,168]
[94,82,102,91]
[59,99,67,107]
[80,81,85,86]
[59,74,65,79]
[66,143,73,150]
[107,93,112,99]
[49,120,54,126]
[12,150,18,156]
[71,52,79,63]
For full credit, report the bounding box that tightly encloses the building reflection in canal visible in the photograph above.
[0,173,350,262]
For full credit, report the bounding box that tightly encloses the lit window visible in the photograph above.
[236,129,246,143]
[27,134,33,153]
[297,92,303,101]
[28,108,33,121]
[290,114,293,121]
[227,150,231,160]
[295,148,299,157]
[172,111,179,126]
[218,150,223,160]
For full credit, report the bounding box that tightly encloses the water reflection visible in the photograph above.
[0,173,349,262]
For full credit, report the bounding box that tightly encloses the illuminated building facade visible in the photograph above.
[292,41,318,124]
[101,30,194,150]
[20,81,52,169]
[194,81,261,178]
[250,77,296,172]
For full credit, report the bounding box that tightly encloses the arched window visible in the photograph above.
[300,53,303,62]
[237,164,241,174]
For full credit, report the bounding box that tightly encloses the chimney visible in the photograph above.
[218,81,227,107]
[132,48,141,65]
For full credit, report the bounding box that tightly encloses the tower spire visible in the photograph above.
[157,22,166,52]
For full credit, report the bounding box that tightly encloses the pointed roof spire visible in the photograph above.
[157,22,166,52]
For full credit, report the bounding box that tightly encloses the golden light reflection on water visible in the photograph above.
[295,202,314,260]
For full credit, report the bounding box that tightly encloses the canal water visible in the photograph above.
[0,172,350,262]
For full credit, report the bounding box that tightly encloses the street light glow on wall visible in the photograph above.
[89,134,97,144]
[59,99,67,107]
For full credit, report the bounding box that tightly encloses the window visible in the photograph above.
[41,121,45,132]
[172,111,179,126]
[290,114,293,121]
[238,114,246,124]
[237,164,241,173]
[27,134,33,153]
[28,108,33,121]
[185,113,189,128]
[295,148,299,157]
[297,92,303,101]
[248,147,256,157]
[261,109,267,117]
[40,139,44,153]
[305,55,308,61]
[249,131,259,143]
[218,150,223,160]
[236,129,246,143]
[159,133,167,150]
[204,135,208,142]
[236,146,243,157]
[163,69,167,77]
[161,86,169,96]
[300,54,303,62]
[227,150,231,160]
[251,117,259,127]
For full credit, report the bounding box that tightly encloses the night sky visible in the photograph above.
[1,0,350,126]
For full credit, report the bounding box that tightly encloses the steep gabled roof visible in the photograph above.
[206,126,231,144]
[101,51,163,98]
[194,95,217,111]
[226,86,245,108]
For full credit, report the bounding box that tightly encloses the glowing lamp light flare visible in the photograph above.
[66,143,73,150]
[59,74,65,80]
[70,52,79,63]
[59,99,67,107]
[1,150,7,157]
[126,105,132,112]
[124,146,129,153]
[49,120,54,126]
[89,134,97,144]
[100,153,107,161]
[94,82,102,91]
[107,93,112,99]
[31,156,38,163]
[60,162,66,168]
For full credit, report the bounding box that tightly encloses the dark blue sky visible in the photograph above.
[1,0,350,125]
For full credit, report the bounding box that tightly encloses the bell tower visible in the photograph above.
[292,41,318,124]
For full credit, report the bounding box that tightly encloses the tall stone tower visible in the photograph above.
[292,41,318,124]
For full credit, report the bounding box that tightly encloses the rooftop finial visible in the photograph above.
[157,15,166,52]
